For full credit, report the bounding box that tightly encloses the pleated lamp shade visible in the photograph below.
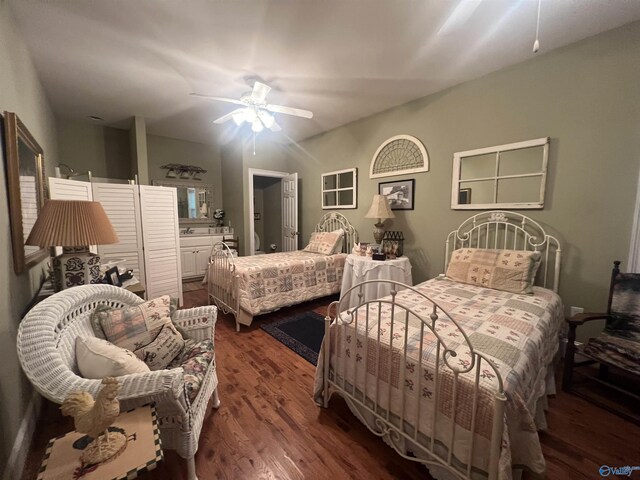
[26,200,118,291]
[364,195,394,244]
[26,200,118,247]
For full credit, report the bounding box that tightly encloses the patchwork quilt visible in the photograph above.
[217,251,346,316]
[314,277,564,480]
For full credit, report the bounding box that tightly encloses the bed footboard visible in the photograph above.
[321,280,506,480]
[207,242,242,331]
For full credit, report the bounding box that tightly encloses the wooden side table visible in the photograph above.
[124,281,146,299]
[340,254,413,309]
[37,404,162,480]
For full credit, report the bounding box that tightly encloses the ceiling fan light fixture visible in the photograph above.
[244,108,257,124]
[258,110,275,128]
[251,118,264,133]
[232,110,247,126]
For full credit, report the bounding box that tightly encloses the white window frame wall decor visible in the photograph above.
[369,134,429,179]
[321,168,357,209]
[451,137,549,210]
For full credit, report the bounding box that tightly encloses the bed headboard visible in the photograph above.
[445,211,562,292]
[315,212,359,253]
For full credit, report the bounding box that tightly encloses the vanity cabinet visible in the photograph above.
[180,235,223,279]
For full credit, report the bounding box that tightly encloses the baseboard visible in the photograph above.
[3,391,41,480]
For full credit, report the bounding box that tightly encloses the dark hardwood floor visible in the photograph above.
[22,289,640,480]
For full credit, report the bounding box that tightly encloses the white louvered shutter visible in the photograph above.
[139,185,183,305]
[91,183,145,285]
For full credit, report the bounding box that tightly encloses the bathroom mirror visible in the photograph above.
[3,111,48,274]
[451,137,549,210]
[152,180,214,223]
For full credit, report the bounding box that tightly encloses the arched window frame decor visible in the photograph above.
[369,134,429,179]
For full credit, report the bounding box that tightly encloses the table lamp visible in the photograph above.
[26,200,118,291]
[365,194,394,244]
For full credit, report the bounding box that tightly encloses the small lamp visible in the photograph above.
[365,194,395,244]
[26,200,118,291]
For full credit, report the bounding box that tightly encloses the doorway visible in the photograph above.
[247,168,290,256]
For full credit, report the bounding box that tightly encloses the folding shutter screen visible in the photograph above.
[48,177,94,255]
[139,185,183,305]
[91,183,146,286]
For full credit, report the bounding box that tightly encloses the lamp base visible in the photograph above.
[53,246,102,291]
[373,222,385,244]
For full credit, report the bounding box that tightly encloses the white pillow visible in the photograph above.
[76,336,150,379]
[331,228,345,254]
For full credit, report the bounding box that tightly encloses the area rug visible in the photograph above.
[260,311,325,365]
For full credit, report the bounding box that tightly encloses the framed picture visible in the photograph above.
[378,179,415,210]
[458,188,472,205]
[254,213,261,220]
[105,266,122,287]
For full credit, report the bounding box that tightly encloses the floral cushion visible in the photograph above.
[584,333,640,375]
[169,339,215,402]
[133,323,185,370]
[446,248,541,294]
[97,296,177,352]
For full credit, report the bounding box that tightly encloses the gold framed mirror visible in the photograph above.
[3,111,48,273]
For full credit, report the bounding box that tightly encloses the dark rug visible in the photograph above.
[261,311,326,365]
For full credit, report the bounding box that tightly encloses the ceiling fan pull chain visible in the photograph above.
[533,0,541,53]
[253,131,256,156]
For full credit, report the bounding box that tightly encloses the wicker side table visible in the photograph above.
[37,404,162,480]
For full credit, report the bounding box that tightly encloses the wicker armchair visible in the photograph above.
[17,285,220,480]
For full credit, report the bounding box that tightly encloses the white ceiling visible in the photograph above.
[9,1,640,145]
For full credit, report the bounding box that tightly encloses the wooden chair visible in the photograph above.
[563,261,640,423]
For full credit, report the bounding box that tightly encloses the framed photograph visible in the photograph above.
[378,179,415,210]
[254,213,261,220]
[458,188,472,205]
[105,266,122,287]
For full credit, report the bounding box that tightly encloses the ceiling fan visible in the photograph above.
[191,81,313,134]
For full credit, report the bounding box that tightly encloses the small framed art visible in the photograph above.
[105,266,122,287]
[378,179,415,210]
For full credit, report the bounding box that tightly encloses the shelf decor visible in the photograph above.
[382,231,404,258]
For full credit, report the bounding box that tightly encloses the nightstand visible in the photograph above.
[340,254,413,309]
[37,404,162,480]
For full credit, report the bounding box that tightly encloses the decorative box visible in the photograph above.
[382,231,404,258]
[372,252,386,261]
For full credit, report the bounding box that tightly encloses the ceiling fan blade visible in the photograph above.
[190,93,246,106]
[213,108,246,124]
[251,81,271,103]
[265,103,313,119]
[269,120,282,132]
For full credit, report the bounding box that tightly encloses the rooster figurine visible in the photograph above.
[61,377,128,464]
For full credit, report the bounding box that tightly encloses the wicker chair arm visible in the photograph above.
[566,312,610,326]
[173,305,217,343]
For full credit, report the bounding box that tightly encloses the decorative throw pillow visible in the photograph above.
[331,228,346,254]
[76,336,150,379]
[96,295,182,353]
[133,323,185,370]
[304,231,343,255]
[446,248,542,294]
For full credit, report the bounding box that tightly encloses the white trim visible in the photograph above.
[247,168,289,255]
[628,166,640,271]
[369,134,429,179]
[3,391,41,480]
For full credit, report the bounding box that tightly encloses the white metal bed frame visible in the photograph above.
[321,211,562,480]
[208,212,358,332]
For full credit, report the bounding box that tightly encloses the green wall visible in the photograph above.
[288,22,640,340]
[57,118,131,180]
[0,2,58,474]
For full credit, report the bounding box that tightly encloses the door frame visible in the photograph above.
[628,166,640,271]
[247,168,289,255]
